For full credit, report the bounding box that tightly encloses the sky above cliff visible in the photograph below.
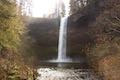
[32,0,70,17]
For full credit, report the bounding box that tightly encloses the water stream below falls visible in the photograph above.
[37,68,101,80]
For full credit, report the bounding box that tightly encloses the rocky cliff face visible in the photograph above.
[69,0,120,79]
[28,17,90,60]
[28,18,59,60]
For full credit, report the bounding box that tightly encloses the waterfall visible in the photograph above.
[57,0,70,61]
[48,0,82,63]
[58,16,68,61]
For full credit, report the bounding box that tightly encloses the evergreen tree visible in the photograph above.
[0,0,36,79]
[0,0,24,52]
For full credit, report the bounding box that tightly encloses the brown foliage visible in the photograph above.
[83,0,120,79]
[99,54,120,80]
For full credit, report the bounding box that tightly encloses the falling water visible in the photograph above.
[58,16,68,61]
[57,0,70,61]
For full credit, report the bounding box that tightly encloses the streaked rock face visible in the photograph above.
[37,68,101,80]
